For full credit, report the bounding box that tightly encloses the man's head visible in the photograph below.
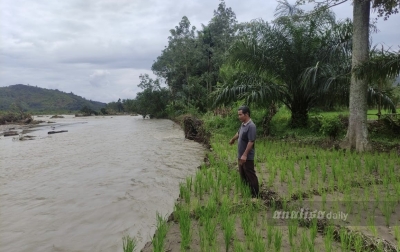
[238,105,251,123]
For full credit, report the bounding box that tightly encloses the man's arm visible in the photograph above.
[240,141,254,163]
[242,141,254,157]
[229,132,239,145]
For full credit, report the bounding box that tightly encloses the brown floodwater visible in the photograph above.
[0,115,205,251]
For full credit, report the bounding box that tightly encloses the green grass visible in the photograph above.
[309,108,396,119]
[122,235,137,252]
[151,213,169,252]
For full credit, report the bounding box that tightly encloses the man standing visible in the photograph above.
[229,106,259,198]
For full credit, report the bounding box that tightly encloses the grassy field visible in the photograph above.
[310,109,395,120]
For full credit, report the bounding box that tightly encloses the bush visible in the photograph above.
[0,112,33,125]
[382,115,400,134]
[166,102,200,118]
[309,115,323,133]
[202,111,239,135]
[100,108,108,115]
[319,116,346,140]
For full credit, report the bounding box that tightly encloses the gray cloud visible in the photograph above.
[1,0,399,103]
[89,70,110,87]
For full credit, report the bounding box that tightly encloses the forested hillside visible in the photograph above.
[0,84,106,113]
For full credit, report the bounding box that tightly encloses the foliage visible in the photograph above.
[202,110,239,136]
[152,1,238,112]
[393,85,400,107]
[297,0,400,152]
[309,115,324,133]
[381,114,400,134]
[80,105,98,116]
[354,48,400,82]
[0,112,33,125]
[214,2,352,128]
[105,99,124,114]
[133,74,170,118]
[319,115,347,140]
[367,86,397,113]
[122,235,137,252]
[353,47,400,113]
[296,0,400,21]
[371,0,400,20]
[100,108,108,115]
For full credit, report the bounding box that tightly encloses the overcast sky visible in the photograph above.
[1,0,399,103]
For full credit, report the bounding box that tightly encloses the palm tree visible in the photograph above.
[214,0,398,130]
[214,2,346,127]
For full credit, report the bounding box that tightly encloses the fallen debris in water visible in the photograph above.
[12,134,36,141]
[48,130,68,134]
[4,131,19,137]
[50,115,64,118]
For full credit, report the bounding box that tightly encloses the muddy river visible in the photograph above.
[0,115,204,251]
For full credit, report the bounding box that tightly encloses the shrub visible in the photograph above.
[382,115,400,134]
[0,112,33,125]
[309,115,323,133]
[319,116,345,140]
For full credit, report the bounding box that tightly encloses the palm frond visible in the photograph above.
[367,87,397,113]
[274,0,303,17]
[354,48,400,81]
[212,72,285,107]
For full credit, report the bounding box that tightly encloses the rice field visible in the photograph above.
[140,133,400,252]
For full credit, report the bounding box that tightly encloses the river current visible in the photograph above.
[0,115,205,251]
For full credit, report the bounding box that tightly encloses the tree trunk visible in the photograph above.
[378,79,382,120]
[262,103,278,136]
[290,104,308,128]
[289,93,309,128]
[343,0,371,152]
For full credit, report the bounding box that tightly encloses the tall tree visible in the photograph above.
[152,1,238,113]
[297,0,400,151]
[203,0,238,94]
[346,0,371,151]
[134,74,170,118]
[152,16,197,102]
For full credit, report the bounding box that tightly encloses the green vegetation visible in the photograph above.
[151,213,169,252]
[0,111,33,125]
[122,235,137,252]
[109,1,400,150]
[0,84,105,114]
[141,119,400,251]
[120,1,399,250]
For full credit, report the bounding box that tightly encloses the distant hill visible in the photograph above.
[0,84,106,113]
